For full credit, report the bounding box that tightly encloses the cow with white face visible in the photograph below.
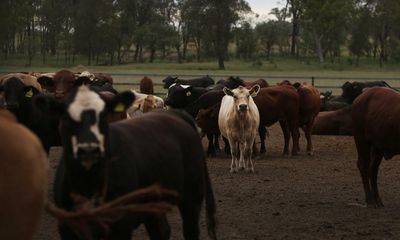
[218,85,260,173]
[34,85,217,240]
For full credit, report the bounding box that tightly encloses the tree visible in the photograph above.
[203,0,250,69]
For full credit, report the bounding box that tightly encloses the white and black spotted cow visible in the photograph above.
[34,86,217,240]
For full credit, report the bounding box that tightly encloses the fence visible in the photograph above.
[108,73,400,96]
[1,71,400,96]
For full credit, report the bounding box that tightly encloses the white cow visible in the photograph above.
[218,85,260,173]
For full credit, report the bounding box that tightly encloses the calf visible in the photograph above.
[219,85,260,172]
[0,110,48,240]
[352,87,400,208]
[140,76,154,94]
[35,86,217,239]
[312,106,352,136]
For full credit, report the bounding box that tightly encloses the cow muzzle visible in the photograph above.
[71,136,105,170]
[238,104,248,112]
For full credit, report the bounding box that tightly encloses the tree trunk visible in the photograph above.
[149,47,156,63]
[312,28,324,63]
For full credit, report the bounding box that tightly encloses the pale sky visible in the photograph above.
[247,0,284,19]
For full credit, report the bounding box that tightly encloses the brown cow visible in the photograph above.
[140,76,154,94]
[352,87,400,208]
[253,85,300,156]
[312,106,352,136]
[244,79,269,89]
[38,69,90,99]
[293,82,320,155]
[0,110,48,240]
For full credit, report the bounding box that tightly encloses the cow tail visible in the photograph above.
[204,162,217,240]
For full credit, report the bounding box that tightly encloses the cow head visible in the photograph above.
[164,83,193,108]
[162,76,178,89]
[38,70,91,99]
[0,77,40,116]
[34,86,135,170]
[223,85,260,113]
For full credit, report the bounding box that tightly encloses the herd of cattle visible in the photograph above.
[0,70,399,239]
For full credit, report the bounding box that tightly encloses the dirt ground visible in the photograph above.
[36,124,400,240]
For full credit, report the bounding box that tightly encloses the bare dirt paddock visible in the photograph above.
[36,124,400,240]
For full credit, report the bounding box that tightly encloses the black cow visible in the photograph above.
[0,77,60,153]
[162,75,215,89]
[34,86,217,240]
[320,81,396,111]
[212,76,245,90]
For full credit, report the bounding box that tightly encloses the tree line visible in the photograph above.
[1,0,400,69]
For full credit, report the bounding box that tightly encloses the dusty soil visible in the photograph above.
[36,124,400,240]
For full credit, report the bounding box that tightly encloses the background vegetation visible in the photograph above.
[1,0,400,71]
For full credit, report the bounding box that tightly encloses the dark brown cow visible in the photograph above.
[312,106,352,136]
[0,110,48,240]
[352,87,400,208]
[244,79,269,89]
[140,76,154,94]
[253,85,300,156]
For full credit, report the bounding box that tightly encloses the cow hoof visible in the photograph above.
[230,168,238,173]
[307,151,314,156]
[246,168,254,173]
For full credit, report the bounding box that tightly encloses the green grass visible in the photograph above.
[2,55,400,78]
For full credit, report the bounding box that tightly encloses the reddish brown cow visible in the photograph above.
[140,76,154,94]
[38,69,90,99]
[352,87,400,208]
[293,82,320,155]
[244,79,269,89]
[312,106,352,136]
[253,85,300,156]
[196,103,222,155]
[0,110,48,240]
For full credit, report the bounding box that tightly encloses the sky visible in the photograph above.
[247,0,283,19]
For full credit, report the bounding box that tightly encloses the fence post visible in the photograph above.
[311,76,315,86]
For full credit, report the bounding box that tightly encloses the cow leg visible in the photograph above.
[369,147,384,208]
[279,120,291,156]
[179,204,201,240]
[258,125,267,154]
[245,141,254,173]
[304,120,315,155]
[289,121,300,156]
[223,137,230,157]
[238,142,246,170]
[214,133,221,152]
[355,140,373,207]
[229,140,239,173]
[206,133,216,157]
[144,215,171,240]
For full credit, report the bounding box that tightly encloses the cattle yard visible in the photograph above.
[35,124,400,240]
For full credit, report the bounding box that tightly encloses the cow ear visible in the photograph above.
[75,76,91,86]
[249,85,260,97]
[32,94,65,116]
[106,91,136,113]
[223,87,234,96]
